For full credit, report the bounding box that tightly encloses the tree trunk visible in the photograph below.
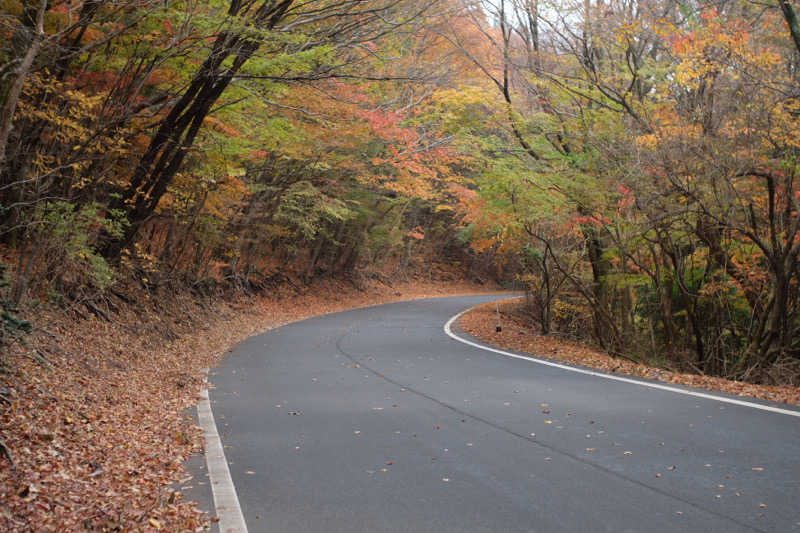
[0,0,47,167]
[102,0,294,260]
[780,0,800,56]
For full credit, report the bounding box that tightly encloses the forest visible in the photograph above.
[2,0,800,385]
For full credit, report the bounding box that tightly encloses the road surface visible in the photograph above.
[201,295,800,532]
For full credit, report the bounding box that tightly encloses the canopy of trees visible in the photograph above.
[2,0,799,384]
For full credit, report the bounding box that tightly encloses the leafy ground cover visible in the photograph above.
[0,277,496,532]
[459,298,800,407]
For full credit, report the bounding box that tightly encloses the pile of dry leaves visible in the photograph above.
[459,298,800,406]
[0,277,494,531]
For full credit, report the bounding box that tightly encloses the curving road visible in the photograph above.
[203,295,800,533]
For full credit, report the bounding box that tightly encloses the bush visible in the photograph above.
[0,263,31,356]
[23,201,126,294]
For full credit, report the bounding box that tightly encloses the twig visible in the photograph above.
[0,437,16,468]
[84,300,111,322]
[22,348,52,369]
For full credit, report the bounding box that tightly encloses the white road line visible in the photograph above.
[197,370,249,533]
[444,308,800,418]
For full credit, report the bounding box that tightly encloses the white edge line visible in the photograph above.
[444,308,800,418]
[197,369,249,533]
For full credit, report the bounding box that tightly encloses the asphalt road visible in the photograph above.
[205,294,800,533]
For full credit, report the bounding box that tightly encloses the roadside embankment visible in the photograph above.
[459,298,800,407]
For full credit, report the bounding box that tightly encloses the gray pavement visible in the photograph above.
[201,294,800,532]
